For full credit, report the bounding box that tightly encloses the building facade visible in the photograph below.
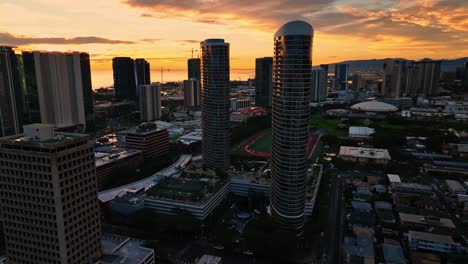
[382,60,408,98]
[184,79,201,109]
[255,57,273,108]
[0,46,23,137]
[200,39,230,170]
[312,68,327,102]
[113,57,136,100]
[407,61,441,96]
[0,124,101,263]
[134,58,150,98]
[271,21,313,233]
[335,63,349,90]
[22,51,94,131]
[139,84,161,121]
[125,123,170,159]
[188,58,201,80]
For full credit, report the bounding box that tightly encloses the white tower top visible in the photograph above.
[274,20,314,38]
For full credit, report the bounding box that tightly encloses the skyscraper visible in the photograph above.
[188,58,201,80]
[406,60,441,96]
[271,21,313,233]
[21,51,41,124]
[22,51,94,131]
[0,46,23,137]
[0,124,102,263]
[200,39,230,170]
[139,84,161,121]
[382,60,408,98]
[255,57,273,108]
[312,68,327,102]
[335,63,349,90]
[134,58,151,97]
[113,57,136,100]
[184,79,201,109]
[464,63,468,91]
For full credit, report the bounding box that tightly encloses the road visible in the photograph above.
[325,173,345,264]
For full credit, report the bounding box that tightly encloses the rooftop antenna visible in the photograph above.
[191,48,199,58]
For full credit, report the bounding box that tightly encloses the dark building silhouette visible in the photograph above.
[113,57,136,100]
[21,51,41,124]
[335,63,349,90]
[80,53,95,131]
[200,39,230,170]
[134,58,150,97]
[255,57,273,108]
[188,58,201,80]
[0,46,23,137]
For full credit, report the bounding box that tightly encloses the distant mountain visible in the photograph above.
[322,57,468,73]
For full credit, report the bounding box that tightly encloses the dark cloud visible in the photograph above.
[0,32,134,46]
[140,13,154,17]
[176,39,199,44]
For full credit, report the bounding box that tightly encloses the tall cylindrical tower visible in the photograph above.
[200,39,230,170]
[270,21,313,233]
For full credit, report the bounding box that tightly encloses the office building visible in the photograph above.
[271,20,313,233]
[125,122,170,159]
[22,51,95,131]
[113,57,136,100]
[312,68,327,102]
[134,58,150,97]
[188,58,201,80]
[95,148,143,190]
[335,63,349,90]
[139,84,161,121]
[382,60,408,98]
[184,79,201,109]
[407,61,441,96]
[408,231,462,253]
[0,46,23,137]
[0,124,101,263]
[229,98,251,111]
[339,146,391,165]
[100,234,155,264]
[255,57,273,108]
[200,39,230,170]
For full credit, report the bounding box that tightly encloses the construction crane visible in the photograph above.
[160,67,170,84]
[191,48,199,58]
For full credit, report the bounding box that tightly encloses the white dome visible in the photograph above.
[350,101,398,112]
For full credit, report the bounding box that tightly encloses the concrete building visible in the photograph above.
[407,61,441,96]
[408,231,462,253]
[335,63,349,90]
[184,79,201,109]
[229,98,252,111]
[339,146,391,165]
[196,255,222,264]
[22,51,95,131]
[229,107,267,123]
[0,46,23,137]
[312,68,327,102]
[255,57,273,108]
[399,213,455,233]
[100,234,154,264]
[387,174,401,188]
[188,58,201,80]
[348,126,375,138]
[382,60,408,98]
[113,57,136,100]
[0,124,101,263]
[271,20,313,233]
[125,123,170,159]
[445,180,467,195]
[200,39,230,170]
[139,84,161,121]
[134,58,150,98]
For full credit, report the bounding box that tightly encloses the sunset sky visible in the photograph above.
[1,0,468,71]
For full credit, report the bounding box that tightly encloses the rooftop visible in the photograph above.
[350,100,398,112]
[274,20,313,38]
[382,244,406,264]
[100,234,153,264]
[399,213,455,228]
[196,254,222,264]
[340,146,391,160]
[349,126,375,137]
[408,231,457,244]
[95,148,142,168]
[387,174,401,183]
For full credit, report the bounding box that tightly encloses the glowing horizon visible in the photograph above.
[1,0,467,72]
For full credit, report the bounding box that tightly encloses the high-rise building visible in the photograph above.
[0,46,23,137]
[271,21,313,233]
[125,123,170,159]
[188,58,201,80]
[134,58,151,98]
[113,57,136,100]
[139,84,161,121]
[382,60,408,98]
[184,79,201,109]
[200,39,230,170]
[0,124,102,263]
[22,51,94,131]
[464,63,468,91]
[406,61,441,96]
[312,69,327,102]
[335,63,349,90]
[255,57,273,108]
[319,64,329,72]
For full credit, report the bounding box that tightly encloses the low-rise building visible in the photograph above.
[99,234,155,264]
[348,126,375,138]
[445,180,467,194]
[196,254,222,264]
[229,98,252,111]
[339,146,391,165]
[394,183,433,197]
[375,201,395,224]
[229,107,267,123]
[399,213,455,234]
[95,148,143,190]
[343,236,375,264]
[382,244,406,264]
[387,174,401,188]
[408,231,462,253]
[125,123,170,159]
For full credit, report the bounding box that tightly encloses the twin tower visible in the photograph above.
[201,21,314,233]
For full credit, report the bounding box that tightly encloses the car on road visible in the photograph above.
[213,245,224,250]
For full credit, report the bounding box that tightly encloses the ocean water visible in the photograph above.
[91,69,255,89]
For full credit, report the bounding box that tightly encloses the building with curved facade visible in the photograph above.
[270,21,313,233]
[200,39,230,170]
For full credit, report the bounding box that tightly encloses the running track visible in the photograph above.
[240,131,320,159]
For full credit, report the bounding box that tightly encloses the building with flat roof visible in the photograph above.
[229,107,267,123]
[99,234,154,264]
[399,213,455,234]
[0,124,101,263]
[255,57,273,108]
[387,174,401,188]
[382,244,406,264]
[348,126,375,138]
[196,254,222,264]
[184,79,201,109]
[125,123,170,159]
[139,84,161,122]
[394,183,433,197]
[408,231,462,253]
[230,98,252,111]
[95,148,143,190]
[339,146,391,165]
[445,180,467,194]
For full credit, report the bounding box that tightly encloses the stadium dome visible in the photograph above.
[350,101,398,112]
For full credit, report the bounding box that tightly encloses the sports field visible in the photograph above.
[248,132,272,151]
